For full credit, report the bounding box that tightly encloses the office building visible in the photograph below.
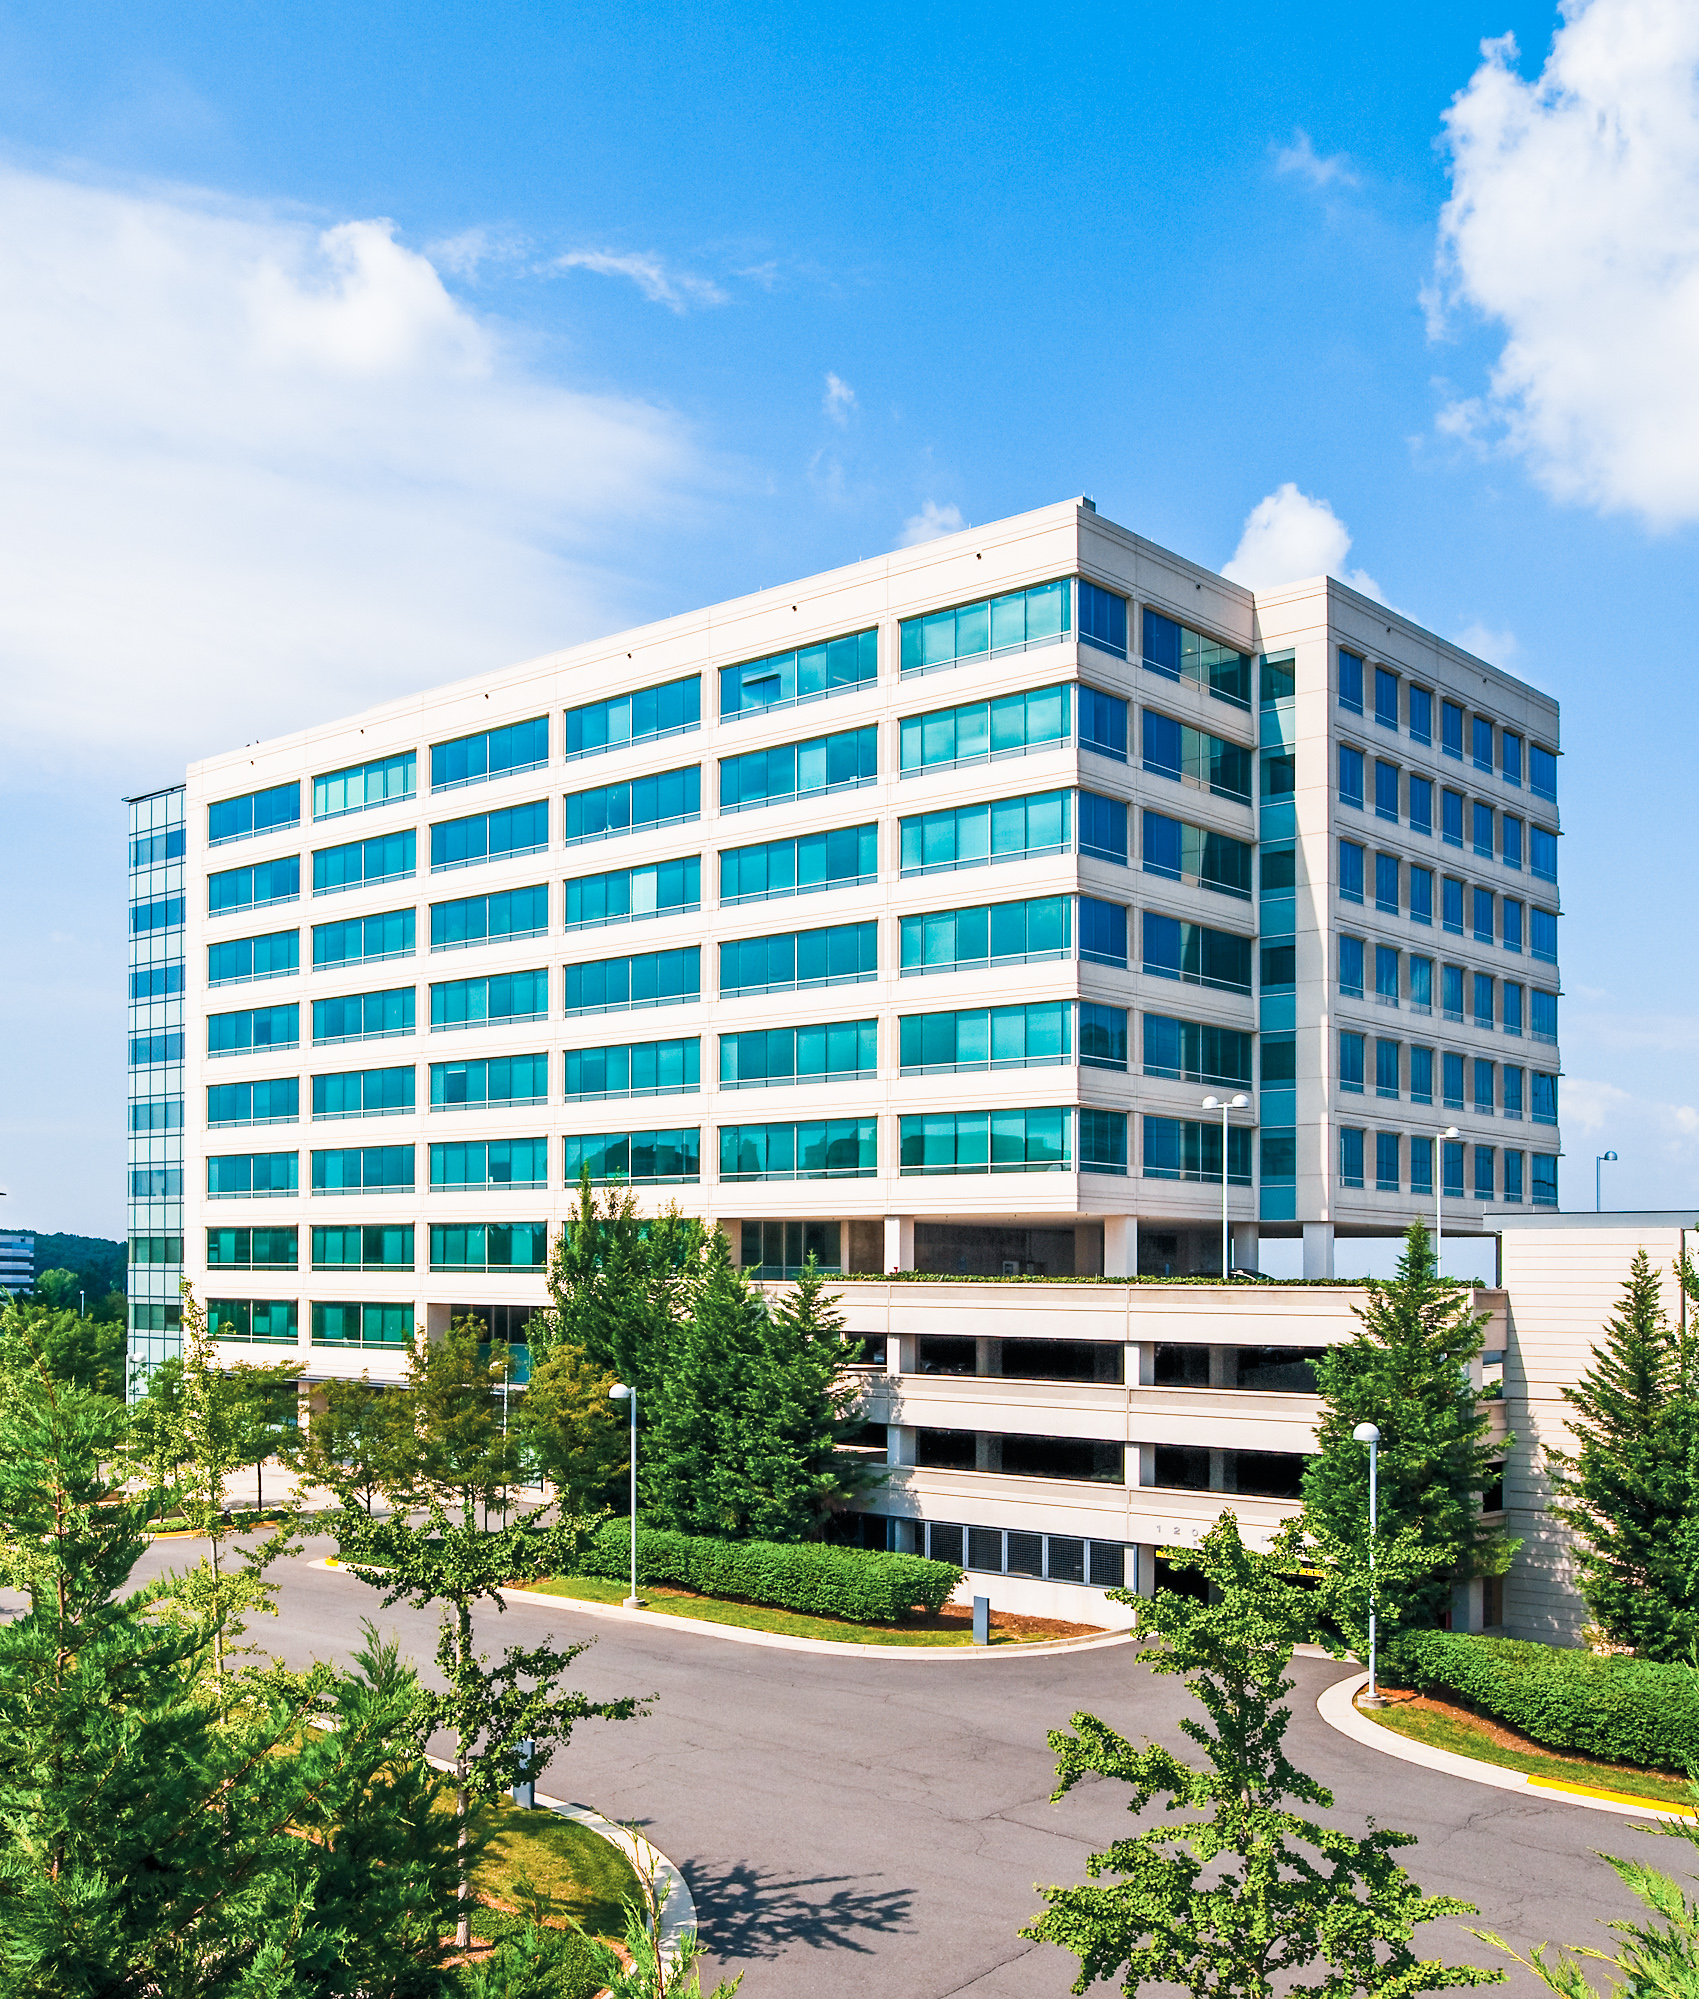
[129,495,1565,1617]
[0,1232,34,1295]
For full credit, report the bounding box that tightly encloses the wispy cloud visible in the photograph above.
[426,225,530,279]
[1272,128,1359,189]
[1454,622,1518,666]
[1221,482,1383,598]
[897,500,964,547]
[555,248,728,313]
[823,371,856,426]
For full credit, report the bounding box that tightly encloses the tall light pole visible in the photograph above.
[1201,1093,1251,1278]
[608,1383,640,1608]
[1596,1150,1618,1213]
[1435,1125,1461,1276]
[1352,1421,1383,1707]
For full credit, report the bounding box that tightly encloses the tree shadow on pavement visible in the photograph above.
[682,1856,916,1960]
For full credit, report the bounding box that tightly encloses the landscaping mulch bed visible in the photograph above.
[924,1604,1105,1641]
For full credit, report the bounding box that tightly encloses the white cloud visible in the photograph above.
[1433,1,1699,526]
[897,500,964,547]
[555,247,727,312]
[1454,621,1519,665]
[0,166,710,765]
[823,371,856,426]
[1221,482,1384,598]
[1272,128,1360,188]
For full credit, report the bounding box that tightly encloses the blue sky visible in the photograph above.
[3,0,1696,1253]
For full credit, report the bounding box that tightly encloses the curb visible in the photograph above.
[422,1756,696,1973]
[496,1583,1141,1660]
[1316,1669,1696,1822]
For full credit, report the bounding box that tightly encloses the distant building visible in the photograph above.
[0,1232,34,1295]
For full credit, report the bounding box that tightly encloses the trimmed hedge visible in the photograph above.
[574,1522,962,1622]
[1396,1631,1699,1773]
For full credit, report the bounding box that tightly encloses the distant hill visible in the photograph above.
[13,1231,127,1299]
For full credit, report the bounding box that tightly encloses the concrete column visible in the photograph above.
[975,1337,998,1378]
[1231,1222,1260,1274]
[1207,1345,1234,1390]
[1302,1221,1336,1279]
[1074,1220,1103,1276]
[1209,1447,1227,1491]
[1103,1214,1137,1278]
[884,1213,914,1272]
[723,1221,743,1266]
[1133,1544,1158,1597]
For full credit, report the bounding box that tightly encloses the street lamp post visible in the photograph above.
[1352,1420,1384,1707]
[1201,1093,1251,1278]
[1435,1126,1461,1277]
[608,1383,640,1608]
[1596,1150,1618,1213]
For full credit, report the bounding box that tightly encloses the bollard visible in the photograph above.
[512,1737,535,1810]
[973,1595,990,1646]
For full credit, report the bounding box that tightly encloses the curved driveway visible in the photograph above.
[131,1535,1661,1996]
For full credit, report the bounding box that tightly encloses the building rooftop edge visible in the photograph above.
[1498,1210,1699,1229]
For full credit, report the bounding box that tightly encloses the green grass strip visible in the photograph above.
[1364,1698,1699,1807]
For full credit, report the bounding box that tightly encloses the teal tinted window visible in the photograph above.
[210,855,301,914]
[131,894,186,935]
[561,1129,700,1184]
[208,1003,300,1056]
[900,580,1070,675]
[313,752,415,821]
[206,1151,298,1196]
[429,800,548,873]
[720,825,876,905]
[564,1038,700,1099]
[1079,686,1128,759]
[430,715,549,791]
[1141,611,1252,708]
[312,830,415,896]
[899,1109,1070,1174]
[312,1224,414,1269]
[208,928,300,985]
[1078,581,1128,658]
[563,859,699,929]
[206,1077,300,1125]
[899,895,1070,973]
[1142,812,1252,898]
[429,969,548,1029]
[898,1003,1070,1074]
[1141,913,1253,993]
[311,987,414,1044]
[311,1145,414,1192]
[720,1020,875,1087]
[208,781,300,847]
[562,948,700,1014]
[564,765,700,844]
[430,1053,550,1108]
[311,1301,414,1345]
[311,1066,415,1119]
[1079,1108,1128,1175]
[312,908,415,968]
[206,1226,297,1269]
[719,922,877,996]
[430,883,550,950]
[565,677,700,759]
[208,1299,299,1344]
[1141,711,1253,802]
[429,1222,548,1272]
[898,788,1070,875]
[1080,1002,1128,1071]
[899,684,1069,772]
[719,726,877,813]
[429,1138,548,1189]
[1141,1015,1253,1085]
[719,1119,877,1180]
[720,630,876,717]
[1142,1117,1252,1185]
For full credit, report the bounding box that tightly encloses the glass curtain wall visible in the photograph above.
[127,785,187,1387]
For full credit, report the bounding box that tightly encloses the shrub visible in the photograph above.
[1395,1630,1699,1773]
[574,1522,962,1622]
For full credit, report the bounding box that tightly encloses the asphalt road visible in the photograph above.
[120,1532,1663,1997]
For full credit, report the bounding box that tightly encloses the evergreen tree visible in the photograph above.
[1023,1512,1497,1999]
[1300,1220,1512,1658]
[1547,1248,1697,1659]
[0,1319,464,1997]
[642,1232,761,1535]
[515,1336,627,1516]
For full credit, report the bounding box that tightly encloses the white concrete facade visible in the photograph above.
[136,494,1568,1623]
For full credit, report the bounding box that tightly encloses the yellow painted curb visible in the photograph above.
[1527,1774,1697,1815]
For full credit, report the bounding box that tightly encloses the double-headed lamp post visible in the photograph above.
[1201,1094,1251,1278]
[1352,1421,1384,1707]
[608,1383,641,1608]
[1434,1126,1461,1276]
